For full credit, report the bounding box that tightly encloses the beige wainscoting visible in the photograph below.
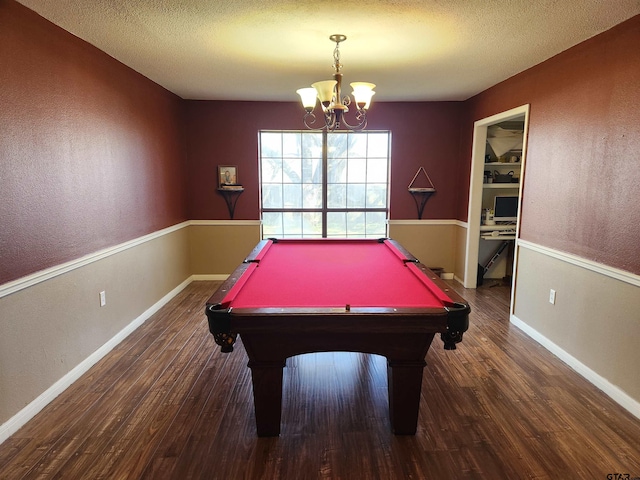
[388,220,466,279]
[512,241,640,416]
[0,224,191,439]
[4,221,637,442]
[188,220,262,278]
[0,220,264,439]
[454,222,469,283]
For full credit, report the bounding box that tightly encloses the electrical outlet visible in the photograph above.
[99,291,106,307]
[549,289,556,305]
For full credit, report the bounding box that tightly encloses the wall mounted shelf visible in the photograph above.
[408,167,436,219]
[217,187,244,219]
[408,188,436,219]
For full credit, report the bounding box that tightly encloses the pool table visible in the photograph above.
[205,238,470,436]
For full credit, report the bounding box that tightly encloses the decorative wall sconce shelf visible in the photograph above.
[217,187,244,219]
[408,167,436,219]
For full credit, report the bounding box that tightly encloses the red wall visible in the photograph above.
[3,0,638,286]
[463,15,640,274]
[0,1,188,284]
[185,100,464,221]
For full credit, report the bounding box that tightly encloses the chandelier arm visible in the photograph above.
[325,110,338,130]
[339,112,368,131]
[302,110,341,131]
[302,111,325,131]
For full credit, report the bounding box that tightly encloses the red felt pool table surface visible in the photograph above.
[205,238,470,437]
[220,238,455,310]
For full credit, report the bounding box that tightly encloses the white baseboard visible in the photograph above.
[0,276,193,445]
[510,314,640,420]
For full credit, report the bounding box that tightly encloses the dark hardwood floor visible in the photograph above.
[1,280,639,479]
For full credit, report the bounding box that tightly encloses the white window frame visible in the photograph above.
[259,130,391,239]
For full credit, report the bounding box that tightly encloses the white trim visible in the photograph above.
[189,220,261,226]
[510,313,640,420]
[3,217,479,299]
[0,221,188,299]
[0,220,265,299]
[0,276,193,444]
[518,239,640,287]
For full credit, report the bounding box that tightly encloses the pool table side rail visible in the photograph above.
[205,239,470,353]
[244,239,273,262]
[207,238,469,310]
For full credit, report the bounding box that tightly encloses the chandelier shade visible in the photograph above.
[296,87,318,112]
[351,82,376,110]
[296,35,375,131]
[311,80,338,108]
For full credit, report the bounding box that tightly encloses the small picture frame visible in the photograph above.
[218,165,238,187]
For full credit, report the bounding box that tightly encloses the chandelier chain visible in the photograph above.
[333,41,342,73]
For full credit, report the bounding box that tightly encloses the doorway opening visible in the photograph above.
[464,105,530,312]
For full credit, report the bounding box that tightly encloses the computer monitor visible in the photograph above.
[493,195,518,222]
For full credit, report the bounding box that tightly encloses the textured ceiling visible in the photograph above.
[16,0,640,101]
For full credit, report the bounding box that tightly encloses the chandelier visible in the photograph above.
[296,34,375,131]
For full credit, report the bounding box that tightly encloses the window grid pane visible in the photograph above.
[262,212,283,237]
[327,184,346,208]
[283,212,302,235]
[283,184,302,208]
[366,212,387,237]
[327,212,346,237]
[260,131,390,239]
[347,158,366,183]
[366,184,387,208]
[347,212,366,236]
[262,184,283,209]
[327,158,347,183]
[302,212,323,237]
[302,158,322,184]
[282,158,302,183]
[346,184,366,208]
[303,184,322,208]
[282,133,302,158]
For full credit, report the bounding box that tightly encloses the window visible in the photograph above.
[259,131,390,238]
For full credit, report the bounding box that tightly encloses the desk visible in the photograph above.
[480,224,516,241]
[205,238,470,436]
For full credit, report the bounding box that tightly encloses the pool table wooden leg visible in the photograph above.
[247,360,286,437]
[387,359,427,435]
